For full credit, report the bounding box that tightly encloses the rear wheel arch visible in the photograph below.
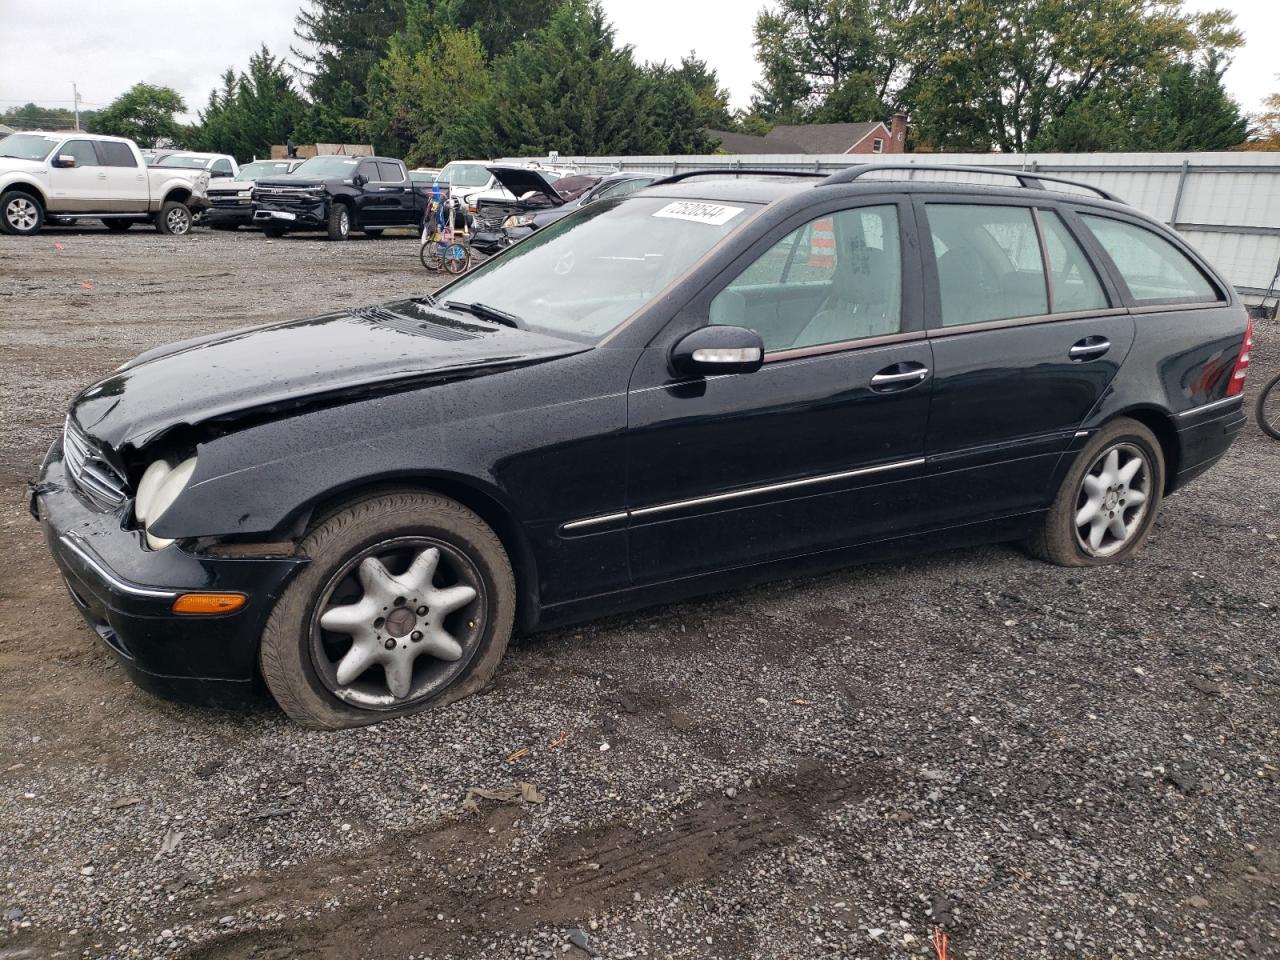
[287,475,541,631]
[1106,406,1180,493]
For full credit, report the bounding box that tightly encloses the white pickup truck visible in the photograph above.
[0,131,209,236]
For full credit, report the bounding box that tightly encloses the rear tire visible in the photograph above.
[0,190,44,235]
[326,203,351,241]
[259,491,516,729]
[1026,417,1164,566]
[103,220,133,232]
[154,201,192,236]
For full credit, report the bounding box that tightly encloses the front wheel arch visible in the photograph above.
[288,476,540,632]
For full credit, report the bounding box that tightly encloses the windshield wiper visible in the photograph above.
[443,300,523,329]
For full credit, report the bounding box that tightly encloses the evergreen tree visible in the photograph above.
[365,27,492,164]
[477,0,660,157]
[190,48,309,159]
[292,0,409,123]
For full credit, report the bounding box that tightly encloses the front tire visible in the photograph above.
[155,201,192,236]
[327,203,351,241]
[260,491,516,729]
[0,190,44,235]
[1027,417,1165,566]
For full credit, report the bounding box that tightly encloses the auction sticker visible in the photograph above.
[653,201,744,225]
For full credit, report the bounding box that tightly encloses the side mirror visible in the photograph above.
[211,169,232,178]
[52,155,76,169]
[670,325,765,377]
[352,173,367,188]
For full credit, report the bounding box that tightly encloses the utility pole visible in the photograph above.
[73,82,81,131]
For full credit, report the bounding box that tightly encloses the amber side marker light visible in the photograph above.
[172,593,247,615]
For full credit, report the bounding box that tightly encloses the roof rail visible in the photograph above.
[649,168,830,186]
[818,162,1124,203]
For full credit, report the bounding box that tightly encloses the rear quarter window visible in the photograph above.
[1081,215,1219,304]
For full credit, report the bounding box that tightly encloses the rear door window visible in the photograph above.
[1039,211,1108,312]
[376,160,404,182]
[926,204,1048,326]
[1080,215,1219,304]
[96,141,137,167]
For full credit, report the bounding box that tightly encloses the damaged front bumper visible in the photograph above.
[252,198,328,230]
[32,440,307,705]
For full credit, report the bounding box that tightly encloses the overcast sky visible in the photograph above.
[0,0,1276,127]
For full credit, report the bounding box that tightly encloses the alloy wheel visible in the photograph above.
[5,197,38,232]
[309,537,486,709]
[167,207,191,235]
[1073,442,1152,557]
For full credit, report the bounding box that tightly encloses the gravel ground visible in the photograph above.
[0,225,1278,960]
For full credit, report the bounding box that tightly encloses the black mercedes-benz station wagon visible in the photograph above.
[33,164,1253,728]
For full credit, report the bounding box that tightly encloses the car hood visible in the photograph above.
[207,177,254,191]
[0,157,47,174]
[254,176,328,190]
[71,299,589,451]
[485,166,563,206]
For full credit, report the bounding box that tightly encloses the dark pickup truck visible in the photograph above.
[251,154,427,240]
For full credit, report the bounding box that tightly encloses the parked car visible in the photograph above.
[205,158,305,230]
[151,152,239,180]
[476,170,657,252]
[410,168,441,185]
[435,160,573,214]
[33,165,1252,728]
[470,166,600,254]
[0,131,209,236]
[252,154,425,240]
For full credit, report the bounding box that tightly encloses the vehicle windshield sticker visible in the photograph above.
[652,201,744,226]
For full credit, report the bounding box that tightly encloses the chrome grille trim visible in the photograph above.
[63,418,128,510]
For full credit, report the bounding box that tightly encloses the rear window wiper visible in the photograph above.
[443,300,523,329]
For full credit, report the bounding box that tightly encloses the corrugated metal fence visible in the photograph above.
[498,151,1280,301]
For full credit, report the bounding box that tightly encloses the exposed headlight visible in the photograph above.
[135,455,197,550]
[503,215,534,228]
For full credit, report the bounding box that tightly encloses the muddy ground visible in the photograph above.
[0,225,1277,960]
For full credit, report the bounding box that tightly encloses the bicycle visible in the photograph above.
[1258,370,1280,440]
[419,232,472,274]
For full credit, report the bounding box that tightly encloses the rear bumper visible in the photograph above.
[33,441,306,705]
[1170,396,1248,492]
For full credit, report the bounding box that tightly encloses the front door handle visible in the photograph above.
[1069,336,1111,362]
[870,361,930,391]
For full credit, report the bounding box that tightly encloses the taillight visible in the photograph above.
[1226,318,1253,397]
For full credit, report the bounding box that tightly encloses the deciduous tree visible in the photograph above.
[89,83,186,147]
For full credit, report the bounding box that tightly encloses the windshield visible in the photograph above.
[0,133,60,161]
[156,155,212,169]
[438,162,491,187]
[440,196,756,341]
[293,155,361,178]
[239,160,296,181]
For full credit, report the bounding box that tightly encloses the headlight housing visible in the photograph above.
[135,455,197,550]
[503,215,534,228]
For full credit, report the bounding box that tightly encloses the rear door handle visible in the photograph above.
[1069,336,1111,361]
[870,361,930,391]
